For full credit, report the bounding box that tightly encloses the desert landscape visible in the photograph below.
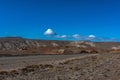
[0,53,120,80]
[1,0,120,80]
[0,37,120,80]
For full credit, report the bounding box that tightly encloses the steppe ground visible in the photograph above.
[0,53,120,80]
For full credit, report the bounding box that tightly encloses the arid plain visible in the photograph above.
[0,37,120,80]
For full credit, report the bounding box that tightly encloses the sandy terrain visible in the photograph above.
[0,53,120,80]
[0,54,94,71]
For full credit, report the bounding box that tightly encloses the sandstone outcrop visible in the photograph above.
[0,37,120,55]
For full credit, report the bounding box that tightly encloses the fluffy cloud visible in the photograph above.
[72,34,96,40]
[60,35,68,38]
[55,35,68,38]
[44,28,56,36]
[44,28,69,38]
[43,29,119,42]
[72,34,80,38]
[89,35,96,38]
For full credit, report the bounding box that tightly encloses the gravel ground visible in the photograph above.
[0,53,120,80]
[0,54,94,70]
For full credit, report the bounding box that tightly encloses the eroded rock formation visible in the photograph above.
[0,37,119,55]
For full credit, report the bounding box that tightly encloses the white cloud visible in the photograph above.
[72,34,80,38]
[44,28,56,36]
[44,28,69,39]
[89,35,96,38]
[61,35,67,38]
[43,29,119,42]
[55,35,68,38]
[55,35,61,38]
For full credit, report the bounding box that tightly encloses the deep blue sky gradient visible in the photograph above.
[0,0,120,39]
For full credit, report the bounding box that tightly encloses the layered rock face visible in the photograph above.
[0,37,69,55]
[0,37,120,55]
[0,37,40,51]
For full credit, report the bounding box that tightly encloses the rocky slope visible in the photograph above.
[0,37,120,55]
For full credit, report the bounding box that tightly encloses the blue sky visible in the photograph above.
[0,0,120,41]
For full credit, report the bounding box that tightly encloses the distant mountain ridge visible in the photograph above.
[0,37,120,56]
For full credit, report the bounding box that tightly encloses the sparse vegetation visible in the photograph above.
[0,53,120,80]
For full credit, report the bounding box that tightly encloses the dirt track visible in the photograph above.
[0,54,97,71]
[0,53,120,80]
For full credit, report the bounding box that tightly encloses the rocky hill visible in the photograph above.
[0,37,120,56]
